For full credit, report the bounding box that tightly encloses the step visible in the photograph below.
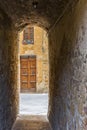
[12,115,52,130]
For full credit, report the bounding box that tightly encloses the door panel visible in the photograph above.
[21,83,28,89]
[21,62,28,68]
[30,68,36,74]
[21,75,28,81]
[20,55,36,92]
[21,69,28,75]
[30,75,36,81]
[30,82,36,88]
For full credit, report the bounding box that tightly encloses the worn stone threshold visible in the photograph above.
[12,115,51,130]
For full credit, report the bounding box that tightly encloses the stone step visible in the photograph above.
[12,115,52,130]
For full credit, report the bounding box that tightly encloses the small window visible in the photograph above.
[23,27,34,45]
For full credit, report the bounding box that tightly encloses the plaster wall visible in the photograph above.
[48,0,87,130]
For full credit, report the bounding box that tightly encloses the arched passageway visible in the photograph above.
[18,26,49,116]
[0,0,87,130]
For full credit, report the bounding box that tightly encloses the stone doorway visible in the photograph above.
[12,25,50,130]
[19,25,49,93]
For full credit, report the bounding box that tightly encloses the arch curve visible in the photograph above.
[0,0,72,30]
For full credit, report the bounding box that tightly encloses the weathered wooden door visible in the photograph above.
[20,55,36,92]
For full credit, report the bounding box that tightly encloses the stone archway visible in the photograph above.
[0,0,87,130]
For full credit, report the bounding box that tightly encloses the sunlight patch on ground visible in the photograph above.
[19,93,48,115]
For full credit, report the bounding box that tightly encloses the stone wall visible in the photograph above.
[0,13,19,130]
[19,26,49,93]
[48,0,87,130]
[1,0,87,130]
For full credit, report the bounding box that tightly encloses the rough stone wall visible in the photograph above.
[48,0,87,130]
[0,15,18,130]
[19,26,49,93]
[0,0,73,30]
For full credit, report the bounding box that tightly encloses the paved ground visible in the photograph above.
[12,94,51,130]
[12,115,52,130]
[19,93,48,115]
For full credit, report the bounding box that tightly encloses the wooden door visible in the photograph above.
[20,55,36,92]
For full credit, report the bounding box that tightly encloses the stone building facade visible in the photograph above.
[19,26,49,93]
